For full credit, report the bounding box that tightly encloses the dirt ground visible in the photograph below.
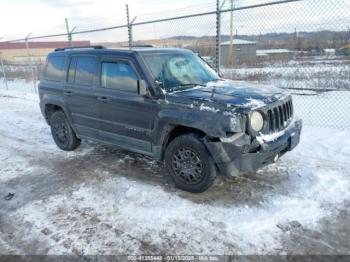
[0,92,349,256]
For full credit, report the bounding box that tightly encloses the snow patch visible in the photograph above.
[242,98,266,109]
[199,103,220,113]
[257,130,287,143]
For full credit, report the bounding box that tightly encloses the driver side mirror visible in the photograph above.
[137,80,150,97]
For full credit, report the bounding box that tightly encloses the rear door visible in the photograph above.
[96,56,155,154]
[64,55,100,138]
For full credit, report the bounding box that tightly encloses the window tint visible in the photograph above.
[101,62,138,92]
[75,56,97,86]
[45,56,65,82]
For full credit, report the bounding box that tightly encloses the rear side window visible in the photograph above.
[45,56,65,82]
[101,61,138,92]
[68,56,97,86]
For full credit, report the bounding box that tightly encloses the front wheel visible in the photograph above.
[165,134,216,193]
[50,111,81,151]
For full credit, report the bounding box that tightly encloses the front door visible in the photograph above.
[96,57,155,155]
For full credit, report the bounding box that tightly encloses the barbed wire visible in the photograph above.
[1,0,303,42]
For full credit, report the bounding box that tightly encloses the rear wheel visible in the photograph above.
[165,134,216,193]
[50,111,80,151]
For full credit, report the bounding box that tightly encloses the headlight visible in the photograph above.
[250,111,264,132]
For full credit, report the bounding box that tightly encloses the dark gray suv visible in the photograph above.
[39,46,302,193]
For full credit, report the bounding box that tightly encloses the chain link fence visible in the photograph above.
[219,0,350,129]
[0,0,349,129]
[132,13,217,59]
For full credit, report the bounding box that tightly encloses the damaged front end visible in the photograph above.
[204,96,303,176]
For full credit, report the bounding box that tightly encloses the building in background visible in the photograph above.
[256,49,293,63]
[322,48,336,58]
[0,41,90,64]
[220,39,257,66]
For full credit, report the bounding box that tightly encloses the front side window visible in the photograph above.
[45,56,65,82]
[101,61,138,93]
[74,56,97,86]
[141,52,219,92]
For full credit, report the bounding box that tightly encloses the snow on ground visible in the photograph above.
[0,82,350,255]
[293,91,350,130]
[222,60,350,91]
[15,151,350,255]
[0,78,38,95]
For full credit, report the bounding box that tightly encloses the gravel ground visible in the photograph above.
[0,89,349,255]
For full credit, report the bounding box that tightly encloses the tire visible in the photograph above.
[165,134,216,193]
[50,110,81,151]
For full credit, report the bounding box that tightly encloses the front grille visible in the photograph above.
[266,99,293,133]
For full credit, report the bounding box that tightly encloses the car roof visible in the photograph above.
[50,47,193,56]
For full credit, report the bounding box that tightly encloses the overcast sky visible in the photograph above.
[1,0,349,42]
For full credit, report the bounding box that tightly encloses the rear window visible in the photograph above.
[45,56,66,82]
[67,56,97,86]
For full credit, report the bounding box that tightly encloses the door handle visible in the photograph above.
[63,91,72,97]
[97,96,110,103]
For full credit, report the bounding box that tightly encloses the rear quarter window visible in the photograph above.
[44,56,66,82]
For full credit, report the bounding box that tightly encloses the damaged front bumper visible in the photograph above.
[205,118,302,176]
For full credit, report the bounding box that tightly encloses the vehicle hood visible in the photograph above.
[166,80,287,110]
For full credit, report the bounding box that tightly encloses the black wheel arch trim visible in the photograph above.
[41,94,78,135]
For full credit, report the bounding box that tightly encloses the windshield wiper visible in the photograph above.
[211,78,224,82]
[178,83,206,88]
[166,83,206,93]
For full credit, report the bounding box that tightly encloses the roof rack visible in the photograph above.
[54,45,106,51]
[121,45,154,48]
[133,45,153,48]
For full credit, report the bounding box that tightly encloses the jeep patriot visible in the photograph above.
[39,46,302,193]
